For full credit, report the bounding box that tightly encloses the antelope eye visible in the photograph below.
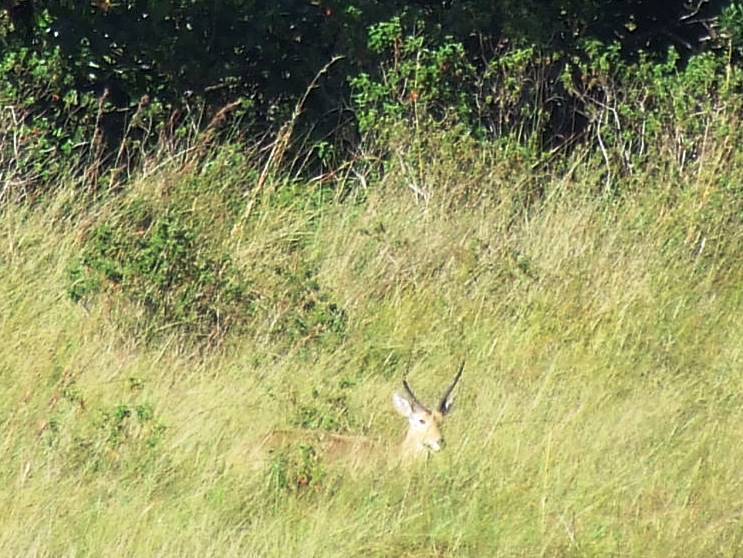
[418,418,426,425]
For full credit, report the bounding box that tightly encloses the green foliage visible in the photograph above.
[67,200,252,346]
[290,381,358,433]
[91,402,165,450]
[1,0,729,189]
[350,21,742,178]
[41,379,167,475]
[560,41,743,188]
[720,2,743,58]
[255,246,348,353]
[266,443,327,495]
[272,266,347,347]
[71,400,166,473]
[0,40,97,184]
[477,46,574,152]
[351,18,476,134]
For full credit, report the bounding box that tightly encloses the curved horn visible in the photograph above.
[438,360,464,415]
[402,379,427,411]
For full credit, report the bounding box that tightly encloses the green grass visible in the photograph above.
[1,132,742,557]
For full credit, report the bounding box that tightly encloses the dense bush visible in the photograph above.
[67,195,253,346]
[1,1,738,191]
[3,0,742,356]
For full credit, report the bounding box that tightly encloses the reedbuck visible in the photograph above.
[392,361,464,460]
[238,362,464,469]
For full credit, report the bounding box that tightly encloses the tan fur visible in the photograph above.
[231,365,463,470]
[253,429,381,468]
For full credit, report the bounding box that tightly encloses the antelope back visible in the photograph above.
[231,429,380,472]
[230,362,464,469]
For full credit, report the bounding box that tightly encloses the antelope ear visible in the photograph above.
[392,392,414,417]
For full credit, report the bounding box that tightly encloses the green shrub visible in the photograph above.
[0,40,97,187]
[561,41,742,187]
[290,380,358,433]
[350,18,477,136]
[266,443,326,495]
[67,200,253,346]
[720,2,743,58]
[253,247,348,352]
[41,382,167,475]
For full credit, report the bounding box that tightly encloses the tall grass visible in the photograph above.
[2,108,742,556]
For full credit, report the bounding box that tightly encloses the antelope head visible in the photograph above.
[392,362,464,459]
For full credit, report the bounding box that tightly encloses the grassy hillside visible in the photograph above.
[1,123,742,556]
